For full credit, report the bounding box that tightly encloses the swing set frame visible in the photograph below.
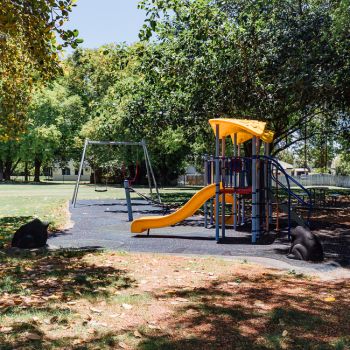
[71,139,161,207]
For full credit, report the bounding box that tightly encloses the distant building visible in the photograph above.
[51,160,91,182]
[277,160,294,175]
[330,155,340,175]
[292,167,310,176]
[178,165,204,186]
[277,160,310,176]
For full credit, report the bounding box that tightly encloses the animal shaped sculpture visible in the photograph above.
[11,218,49,249]
[287,226,324,261]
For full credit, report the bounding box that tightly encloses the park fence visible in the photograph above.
[178,173,350,188]
[279,173,350,188]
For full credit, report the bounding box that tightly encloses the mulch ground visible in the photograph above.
[0,249,349,350]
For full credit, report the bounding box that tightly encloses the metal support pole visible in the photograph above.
[241,144,245,225]
[142,140,153,194]
[215,124,220,242]
[204,155,208,228]
[88,140,143,146]
[210,159,214,225]
[124,179,133,221]
[142,140,161,203]
[72,139,88,207]
[221,137,226,239]
[252,136,257,243]
[233,133,237,231]
[264,142,270,232]
[267,146,273,225]
[276,167,280,232]
[237,143,241,226]
[256,137,261,239]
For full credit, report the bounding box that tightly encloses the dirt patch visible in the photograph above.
[0,250,349,349]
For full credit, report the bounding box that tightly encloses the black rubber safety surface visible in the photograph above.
[48,199,348,271]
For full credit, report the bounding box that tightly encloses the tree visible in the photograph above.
[21,81,86,181]
[0,0,83,140]
[138,0,350,156]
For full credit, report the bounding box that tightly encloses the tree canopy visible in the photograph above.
[1,0,350,181]
[0,0,82,139]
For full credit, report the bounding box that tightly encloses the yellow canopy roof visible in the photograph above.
[209,118,274,144]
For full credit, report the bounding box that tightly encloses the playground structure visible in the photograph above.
[72,139,161,207]
[131,118,313,243]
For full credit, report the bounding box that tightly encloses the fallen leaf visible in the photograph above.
[13,298,22,305]
[282,330,288,337]
[227,282,239,286]
[148,325,161,330]
[0,327,13,333]
[254,301,265,308]
[133,330,142,338]
[118,341,128,349]
[50,316,59,324]
[324,296,336,302]
[27,333,41,340]
[89,307,102,313]
[89,321,108,327]
[175,297,189,302]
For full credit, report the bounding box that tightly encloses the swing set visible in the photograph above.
[72,139,161,207]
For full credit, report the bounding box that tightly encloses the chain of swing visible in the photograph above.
[93,145,140,192]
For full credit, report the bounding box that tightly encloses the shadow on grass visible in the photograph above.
[0,248,137,349]
[0,216,35,248]
[0,248,136,301]
[0,325,134,350]
[136,274,350,350]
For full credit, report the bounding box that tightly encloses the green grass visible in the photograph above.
[269,307,324,331]
[0,182,197,246]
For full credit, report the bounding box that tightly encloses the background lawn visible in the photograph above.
[0,182,198,247]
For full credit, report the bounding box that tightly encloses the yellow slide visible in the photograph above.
[131,184,216,233]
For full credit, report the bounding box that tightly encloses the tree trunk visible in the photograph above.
[24,162,29,182]
[4,159,12,181]
[34,158,42,182]
[0,160,4,181]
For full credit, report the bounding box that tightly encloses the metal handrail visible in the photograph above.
[260,156,312,206]
[260,155,312,225]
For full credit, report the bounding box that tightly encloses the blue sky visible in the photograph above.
[65,0,146,52]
